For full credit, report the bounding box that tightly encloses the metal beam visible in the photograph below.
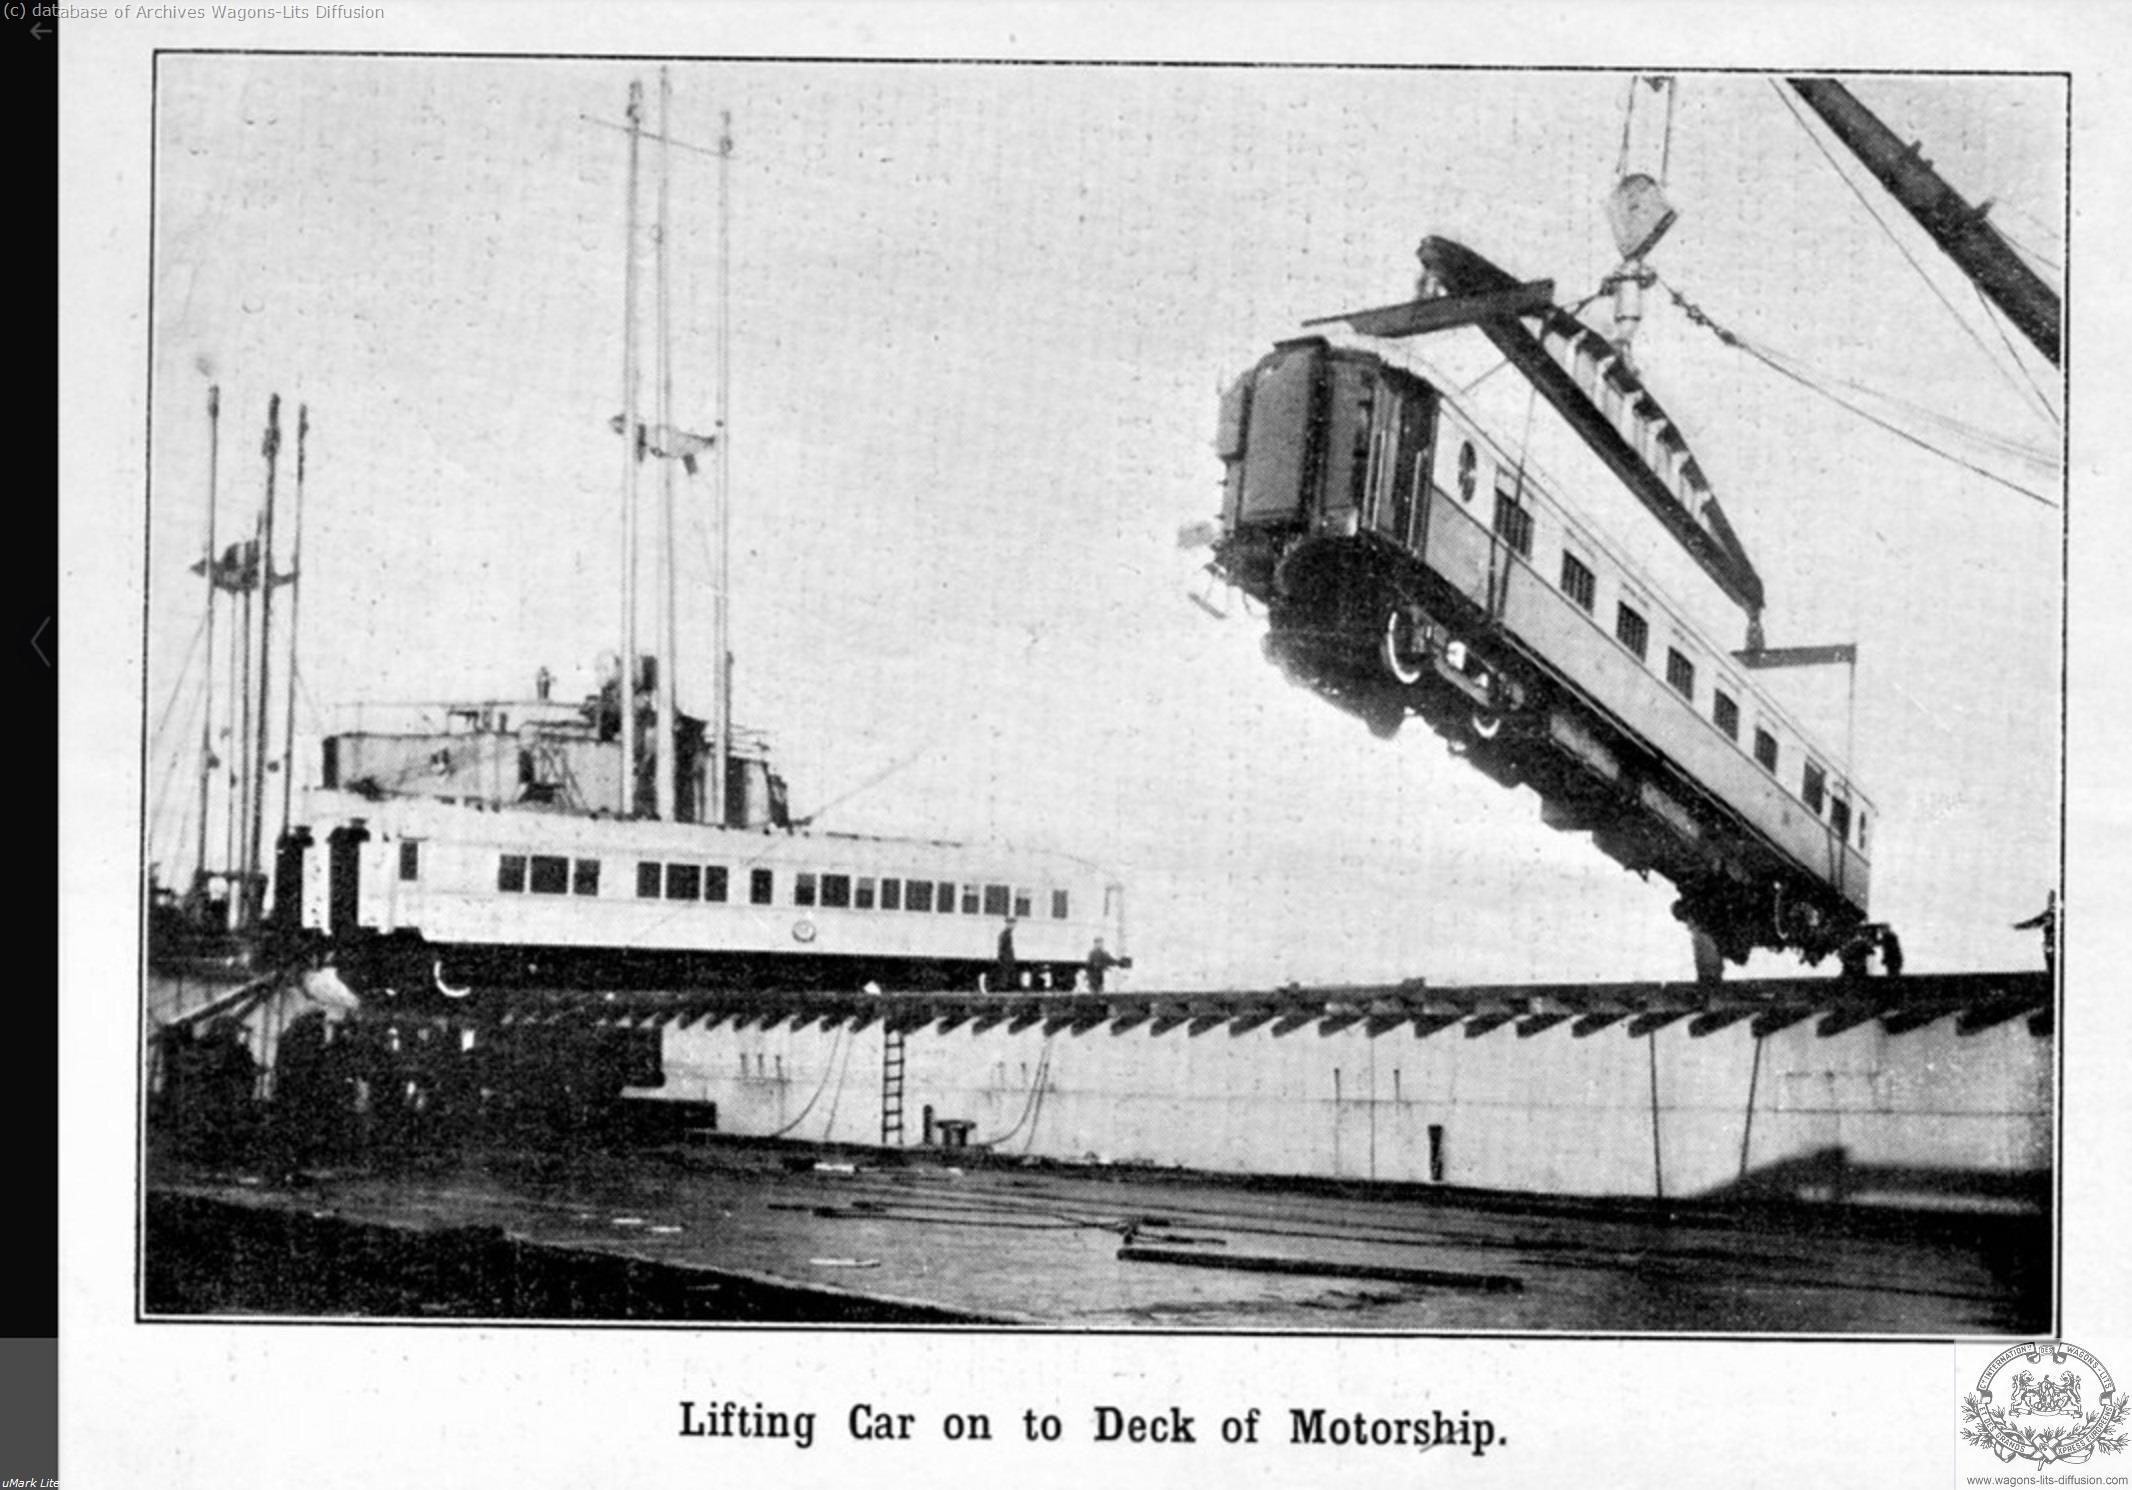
[1733,643,1857,669]
[1411,237,1767,616]
[1308,279,1557,339]
[1787,77,2060,367]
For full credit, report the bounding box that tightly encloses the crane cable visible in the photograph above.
[1615,74,1679,185]
[1768,79,2061,433]
[1659,276,2057,509]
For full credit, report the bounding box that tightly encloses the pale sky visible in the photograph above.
[142,58,2065,987]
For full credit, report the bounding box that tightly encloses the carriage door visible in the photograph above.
[1391,377,1437,557]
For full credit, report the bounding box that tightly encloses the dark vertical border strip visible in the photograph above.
[15,15,62,1485]
[16,6,60,1344]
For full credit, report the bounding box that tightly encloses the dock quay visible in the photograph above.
[144,968,2052,1331]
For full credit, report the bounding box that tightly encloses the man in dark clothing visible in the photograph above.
[1876,925,1905,977]
[994,916,1019,993]
[1085,936,1130,994]
[2014,892,2058,979]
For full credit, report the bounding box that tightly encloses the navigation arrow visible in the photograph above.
[29,22,47,39]
[30,617,49,667]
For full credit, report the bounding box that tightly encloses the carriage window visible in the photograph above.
[636,861,661,898]
[498,854,528,893]
[1829,797,1852,841]
[1615,604,1649,661]
[822,873,852,908]
[572,858,600,896]
[795,872,817,907]
[856,877,876,910]
[1857,813,1869,852]
[961,884,981,914]
[1013,888,1033,919]
[881,877,902,911]
[1665,648,1695,700]
[1492,483,1533,558]
[530,855,569,895]
[1456,441,1477,503]
[1802,762,1827,814]
[399,841,421,881]
[704,865,728,903]
[1754,728,1779,772]
[750,868,774,905]
[664,863,700,901]
[1559,553,1595,612]
[1713,690,1740,740]
[906,879,933,913]
[937,881,957,914]
[1052,889,1070,920]
[983,883,1011,917]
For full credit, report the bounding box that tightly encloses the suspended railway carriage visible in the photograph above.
[1209,283,1874,968]
[276,717,1127,1006]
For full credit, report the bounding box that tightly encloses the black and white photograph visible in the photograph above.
[59,5,2126,1484]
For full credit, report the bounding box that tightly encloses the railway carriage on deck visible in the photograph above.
[276,709,1126,1005]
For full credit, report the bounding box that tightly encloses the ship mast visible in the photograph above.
[278,404,308,841]
[194,385,220,905]
[618,81,645,817]
[615,75,732,825]
[710,107,733,828]
[654,68,678,822]
[245,394,282,929]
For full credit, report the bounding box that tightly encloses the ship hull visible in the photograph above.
[638,990,2050,1212]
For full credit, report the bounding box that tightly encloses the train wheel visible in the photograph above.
[1380,605,1425,686]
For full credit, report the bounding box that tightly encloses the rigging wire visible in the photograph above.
[1660,74,1677,184]
[1456,287,1607,398]
[1990,193,2066,255]
[148,687,209,875]
[1971,279,2063,429]
[1744,331,2057,467]
[149,612,209,758]
[1774,351,2057,464]
[1614,74,1678,184]
[145,614,211,874]
[1993,220,2063,277]
[762,1024,849,1139]
[977,1040,1054,1150]
[814,1022,858,1140]
[790,745,931,829]
[1768,79,2058,430]
[1613,75,1637,179]
[1659,277,2058,508]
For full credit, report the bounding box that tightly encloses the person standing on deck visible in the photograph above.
[2013,891,2058,979]
[1085,936,1130,994]
[994,915,1019,993]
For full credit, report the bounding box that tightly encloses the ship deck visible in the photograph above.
[432,968,2051,1040]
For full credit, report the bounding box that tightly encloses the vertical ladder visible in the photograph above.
[880,1028,907,1146]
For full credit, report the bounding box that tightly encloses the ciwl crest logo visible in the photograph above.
[1961,1341,2129,1468]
